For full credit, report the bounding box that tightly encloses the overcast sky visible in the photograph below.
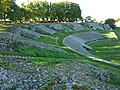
[16,0,120,21]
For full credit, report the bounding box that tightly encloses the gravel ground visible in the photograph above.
[0,57,119,90]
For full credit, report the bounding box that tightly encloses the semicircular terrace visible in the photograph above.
[63,31,103,57]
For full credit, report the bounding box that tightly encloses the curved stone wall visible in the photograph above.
[63,31,102,56]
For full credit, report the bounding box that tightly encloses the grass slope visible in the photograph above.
[0,24,120,86]
[89,28,120,64]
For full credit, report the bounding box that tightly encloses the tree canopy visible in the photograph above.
[0,0,82,23]
[105,18,116,29]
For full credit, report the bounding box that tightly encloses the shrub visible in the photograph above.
[105,18,116,29]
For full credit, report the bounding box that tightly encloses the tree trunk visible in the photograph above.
[3,13,6,23]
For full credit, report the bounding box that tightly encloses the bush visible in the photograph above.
[105,18,116,29]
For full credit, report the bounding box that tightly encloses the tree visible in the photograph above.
[62,2,82,22]
[7,2,23,23]
[51,1,82,22]
[105,18,116,29]
[0,0,16,22]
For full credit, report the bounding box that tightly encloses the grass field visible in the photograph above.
[89,28,120,64]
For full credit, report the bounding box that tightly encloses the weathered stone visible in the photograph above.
[14,27,42,39]
[85,22,104,30]
[63,31,102,56]
[0,32,65,52]
[66,23,85,31]
[31,24,56,34]
[49,24,64,31]
[96,72,110,82]
[71,23,85,31]
[102,24,113,30]
[0,59,119,90]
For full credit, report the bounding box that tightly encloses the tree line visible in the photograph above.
[0,0,82,23]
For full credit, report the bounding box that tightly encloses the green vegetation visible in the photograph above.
[77,59,120,86]
[89,28,120,64]
[105,18,116,29]
[0,23,120,86]
[28,57,72,66]
[33,35,57,45]
[15,46,81,59]
[0,0,120,88]
[0,24,8,31]
[0,0,82,23]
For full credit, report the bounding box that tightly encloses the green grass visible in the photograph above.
[28,57,73,66]
[89,28,120,64]
[52,29,89,46]
[0,23,120,86]
[14,46,82,59]
[32,35,57,45]
[0,24,8,31]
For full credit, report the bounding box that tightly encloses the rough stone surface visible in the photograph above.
[48,24,64,31]
[0,43,12,51]
[70,23,85,31]
[13,27,42,39]
[102,24,113,30]
[31,24,56,34]
[0,58,119,90]
[85,22,104,30]
[63,31,102,56]
[0,32,65,52]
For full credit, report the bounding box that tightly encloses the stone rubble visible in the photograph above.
[0,57,119,90]
[48,24,64,31]
[0,43,13,51]
[102,24,113,30]
[68,23,85,31]
[30,24,56,34]
[0,32,65,52]
[28,23,112,34]
[85,22,104,30]
[13,27,42,39]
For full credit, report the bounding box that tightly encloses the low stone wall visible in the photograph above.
[63,31,102,56]
[0,54,32,58]
[0,32,65,52]
[30,24,56,34]
[13,27,42,39]
[47,24,64,31]
[27,23,112,34]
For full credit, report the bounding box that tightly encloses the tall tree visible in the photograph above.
[7,2,23,23]
[0,0,16,22]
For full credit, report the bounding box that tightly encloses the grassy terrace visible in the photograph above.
[89,28,120,64]
[0,24,120,86]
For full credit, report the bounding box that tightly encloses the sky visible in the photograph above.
[16,0,120,21]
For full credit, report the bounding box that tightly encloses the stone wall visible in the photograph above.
[13,27,42,39]
[0,32,65,52]
[30,24,56,34]
[85,22,104,30]
[63,31,102,56]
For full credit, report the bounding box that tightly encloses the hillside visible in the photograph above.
[0,23,120,90]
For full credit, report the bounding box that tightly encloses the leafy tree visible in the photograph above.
[66,2,82,22]
[105,18,116,29]
[7,2,23,23]
[51,1,82,22]
[0,0,82,23]
[0,0,16,22]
